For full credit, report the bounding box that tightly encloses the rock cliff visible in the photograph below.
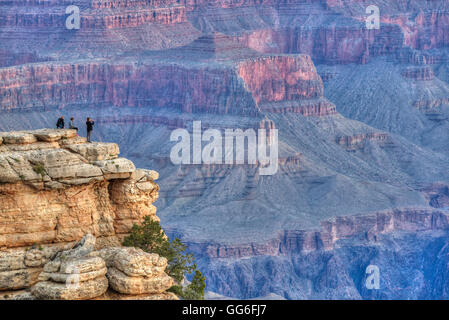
[0,53,336,117]
[0,129,175,300]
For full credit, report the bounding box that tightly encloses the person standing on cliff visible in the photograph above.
[86,117,95,143]
[56,116,65,129]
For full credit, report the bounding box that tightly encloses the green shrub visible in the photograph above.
[32,164,46,176]
[123,216,206,300]
[182,270,207,300]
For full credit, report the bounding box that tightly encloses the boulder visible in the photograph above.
[99,247,168,277]
[93,158,136,178]
[0,132,37,145]
[31,234,108,300]
[39,256,107,283]
[136,182,156,192]
[32,129,77,142]
[97,247,174,295]
[0,250,26,272]
[0,268,41,291]
[132,169,159,182]
[59,136,87,146]
[106,267,173,295]
[65,143,120,162]
[0,246,63,291]
[31,276,108,300]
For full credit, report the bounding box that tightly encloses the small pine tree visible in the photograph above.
[123,216,206,299]
[122,216,166,251]
[183,270,206,300]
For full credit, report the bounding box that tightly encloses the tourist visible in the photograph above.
[69,117,78,132]
[86,117,95,142]
[56,116,65,129]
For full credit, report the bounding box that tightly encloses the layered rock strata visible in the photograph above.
[97,247,174,296]
[0,52,337,118]
[0,130,163,297]
[31,234,108,300]
[28,234,176,300]
[335,133,392,151]
[185,207,449,260]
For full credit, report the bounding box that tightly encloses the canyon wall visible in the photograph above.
[2,0,449,66]
[0,1,187,29]
[0,53,338,117]
[0,61,257,115]
[183,208,449,260]
[238,55,323,103]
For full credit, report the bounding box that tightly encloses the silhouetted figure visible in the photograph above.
[86,117,95,143]
[69,117,78,132]
[56,116,65,129]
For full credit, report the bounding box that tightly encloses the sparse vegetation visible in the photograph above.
[32,164,46,176]
[123,216,206,300]
[168,270,206,300]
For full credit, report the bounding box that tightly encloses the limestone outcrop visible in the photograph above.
[0,244,64,291]
[31,234,108,300]
[0,129,159,249]
[28,235,176,300]
[97,247,174,296]
[0,130,171,299]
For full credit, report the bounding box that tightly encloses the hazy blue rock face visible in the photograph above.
[196,232,449,300]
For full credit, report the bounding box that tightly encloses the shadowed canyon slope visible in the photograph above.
[1,0,449,299]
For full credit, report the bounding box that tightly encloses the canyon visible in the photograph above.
[1,0,449,299]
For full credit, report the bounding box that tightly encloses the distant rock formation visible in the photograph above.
[97,246,175,298]
[335,133,392,151]
[184,207,449,260]
[0,129,174,299]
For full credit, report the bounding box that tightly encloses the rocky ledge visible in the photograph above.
[4,234,177,300]
[0,129,174,299]
[0,129,144,188]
